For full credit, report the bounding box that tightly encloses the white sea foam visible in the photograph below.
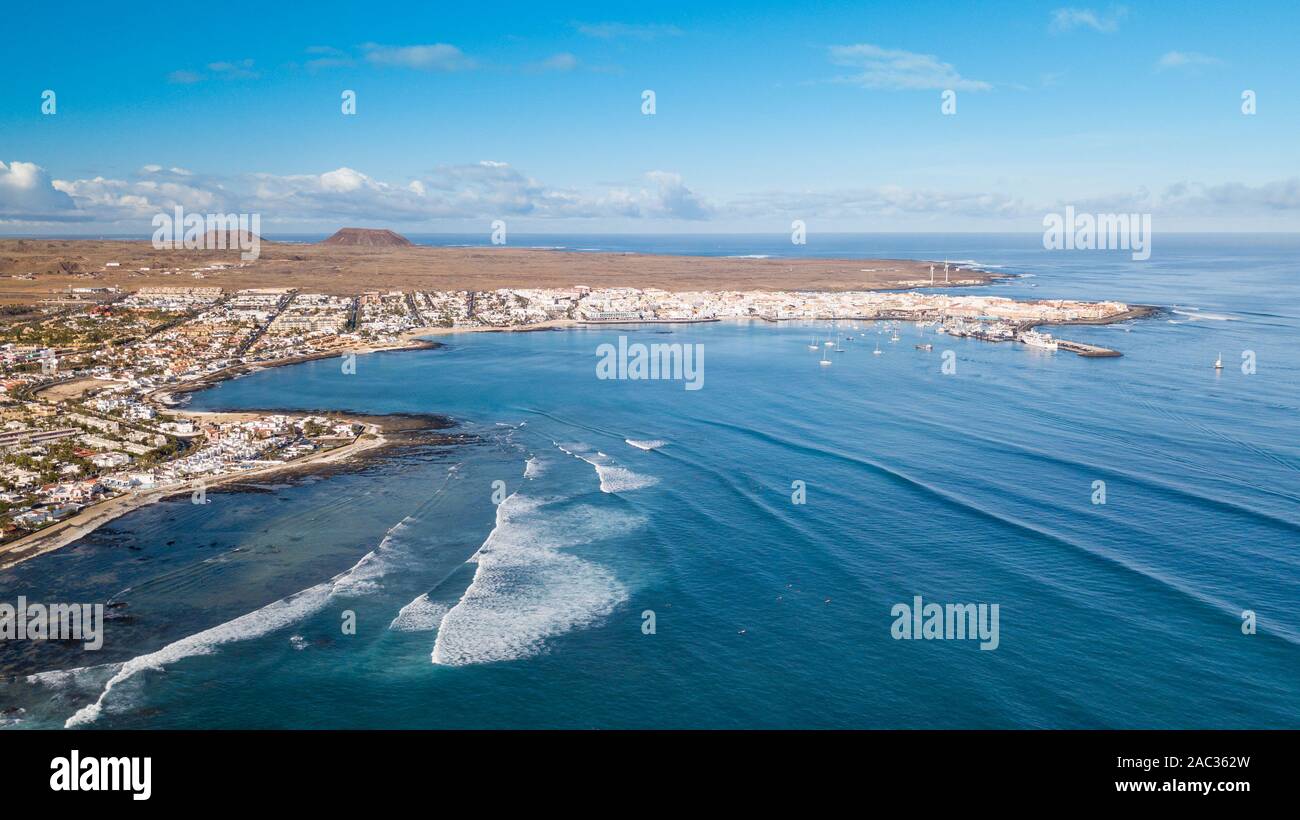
[524,456,545,478]
[59,514,417,728]
[64,581,337,727]
[26,664,115,693]
[944,259,1005,270]
[1171,308,1237,321]
[431,494,640,667]
[625,438,667,451]
[591,464,658,492]
[389,594,451,632]
[555,441,659,493]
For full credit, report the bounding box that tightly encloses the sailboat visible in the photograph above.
[820,348,832,366]
[1214,352,1223,370]
[889,328,901,343]
[873,339,882,356]
[807,338,819,351]
[836,334,846,352]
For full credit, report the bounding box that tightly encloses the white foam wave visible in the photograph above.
[389,594,451,632]
[1171,309,1237,321]
[943,259,1005,270]
[524,456,545,478]
[592,464,658,492]
[556,441,659,493]
[59,514,417,728]
[625,439,667,451]
[431,495,640,667]
[65,581,336,727]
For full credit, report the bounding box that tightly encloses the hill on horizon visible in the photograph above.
[320,228,413,247]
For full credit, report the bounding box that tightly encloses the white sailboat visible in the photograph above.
[807,338,819,350]
[873,339,882,356]
[820,348,832,366]
[1214,352,1223,370]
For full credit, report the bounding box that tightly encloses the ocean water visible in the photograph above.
[2,234,1297,729]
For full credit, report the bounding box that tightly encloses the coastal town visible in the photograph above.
[0,280,1141,553]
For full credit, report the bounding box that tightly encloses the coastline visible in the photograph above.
[0,417,398,571]
[0,335,450,572]
[1,302,1157,571]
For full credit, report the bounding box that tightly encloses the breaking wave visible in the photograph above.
[430,493,640,667]
[55,514,419,728]
[625,439,667,451]
[389,594,451,632]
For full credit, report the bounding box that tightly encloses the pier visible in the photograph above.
[1055,339,1122,357]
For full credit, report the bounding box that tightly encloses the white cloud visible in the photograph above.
[531,53,579,73]
[167,70,203,85]
[207,59,259,79]
[1049,6,1128,33]
[363,43,476,71]
[0,161,80,221]
[731,185,1027,221]
[15,161,710,226]
[574,22,683,39]
[166,59,258,84]
[828,44,991,92]
[1156,51,1222,71]
[13,158,1300,230]
[304,46,355,71]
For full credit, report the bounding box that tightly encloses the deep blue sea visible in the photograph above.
[2,233,1297,728]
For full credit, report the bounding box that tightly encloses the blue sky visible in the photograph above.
[2,0,1297,233]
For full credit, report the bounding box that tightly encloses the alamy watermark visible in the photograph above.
[50,750,151,801]
[0,597,103,650]
[1043,206,1151,261]
[152,206,261,261]
[891,595,999,650]
[596,335,704,390]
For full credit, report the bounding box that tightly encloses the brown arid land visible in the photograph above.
[0,238,993,305]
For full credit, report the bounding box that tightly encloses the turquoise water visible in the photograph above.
[2,234,1298,728]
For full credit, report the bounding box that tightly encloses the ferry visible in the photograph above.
[1020,330,1058,351]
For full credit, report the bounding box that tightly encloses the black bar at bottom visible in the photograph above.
[5,729,1288,806]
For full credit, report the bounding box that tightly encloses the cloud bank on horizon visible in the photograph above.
[2,2,1297,233]
[6,159,1297,233]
